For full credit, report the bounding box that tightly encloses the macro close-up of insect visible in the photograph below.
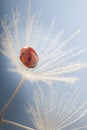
[20,47,39,68]
[0,0,87,130]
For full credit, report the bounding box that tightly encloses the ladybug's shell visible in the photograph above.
[20,47,39,68]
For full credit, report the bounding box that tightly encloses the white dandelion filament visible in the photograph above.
[0,10,87,84]
[27,85,87,130]
[0,76,25,120]
[2,119,35,130]
[0,76,35,130]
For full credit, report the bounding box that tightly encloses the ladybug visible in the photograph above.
[20,47,39,68]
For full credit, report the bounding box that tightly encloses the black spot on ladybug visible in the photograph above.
[25,62,27,65]
[28,57,31,61]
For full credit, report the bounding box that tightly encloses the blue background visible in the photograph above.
[0,0,87,130]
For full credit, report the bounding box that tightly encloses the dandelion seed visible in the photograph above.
[27,85,87,130]
[0,9,87,84]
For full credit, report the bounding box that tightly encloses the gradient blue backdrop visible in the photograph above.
[0,0,87,130]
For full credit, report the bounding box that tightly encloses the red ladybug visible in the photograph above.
[20,47,39,68]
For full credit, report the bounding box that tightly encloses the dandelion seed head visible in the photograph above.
[0,9,87,84]
[26,85,87,130]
